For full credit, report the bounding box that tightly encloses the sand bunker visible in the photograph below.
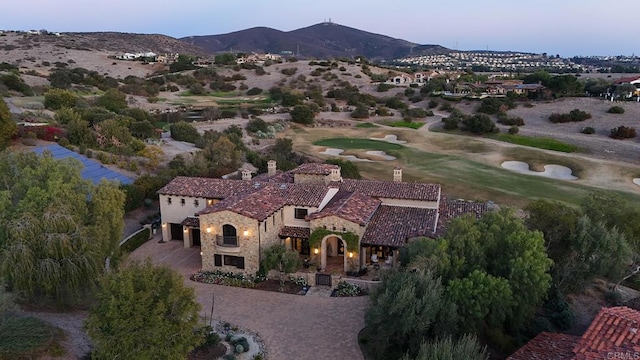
[633,178,640,186]
[501,161,578,180]
[318,148,372,162]
[365,150,396,160]
[369,134,407,144]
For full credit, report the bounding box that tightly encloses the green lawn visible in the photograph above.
[0,314,64,359]
[389,121,424,129]
[314,138,404,151]
[358,147,640,207]
[355,122,379,128]
[491,133,579,153]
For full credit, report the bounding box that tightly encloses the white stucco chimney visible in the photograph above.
[241,169,252,181]
[267,160,277,177]
[393,167,402,182]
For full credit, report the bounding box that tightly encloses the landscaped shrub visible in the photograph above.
[477,97,515,114]
[169,122,201,143]
[462,114,496,134]
[607,106,625,114]
[549,109,592,123]
[332,281,367,297]
[232,337,250,353]
[497,115,525,126]
[428,99,439,109]
[376,83,394,92]
[281,67,297,76]
[246,118,268,133]
[404,108,428,119]
[610,126,636,139]
[190,270,266,288]
[246,87,263,96]
[508,126,519,135]
[581,127,596,134]
[120,228,151,253]
[442,117,459,130]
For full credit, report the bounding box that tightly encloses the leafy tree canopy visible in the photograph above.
[86,259,203,359]
[0,151,125,306]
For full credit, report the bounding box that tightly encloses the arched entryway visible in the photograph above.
[320,235,348,272]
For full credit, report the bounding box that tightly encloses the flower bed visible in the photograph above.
[331,281,368,297]
[190,270,267,288]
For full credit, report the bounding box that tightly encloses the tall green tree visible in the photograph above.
[446,270,513,331]
[86,260,203,359]
[96,88,127,112]
[290,104,315,124]
[0,99,16,149]
[0,151,125,306]
[365,269,458,359]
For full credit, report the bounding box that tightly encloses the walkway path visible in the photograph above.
[130,239,368,360]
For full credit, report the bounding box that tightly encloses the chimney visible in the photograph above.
[241,169,252,181]
[393,167,402,182]
[328,167,342,182]
[267,160,277,177]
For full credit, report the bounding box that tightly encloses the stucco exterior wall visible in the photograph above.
[283,205,316,227]
[159,194,209,224]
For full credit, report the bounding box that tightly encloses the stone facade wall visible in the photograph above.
[199,210,260,274]
[199,208,287,275]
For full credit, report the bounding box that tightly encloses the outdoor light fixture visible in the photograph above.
[184,228,188,233]
[348,251,354,258]
[200,252,203,256]
[314,248,319,255]
[243,230,249,237]
[206,227,212,233]
[161,223,166,228]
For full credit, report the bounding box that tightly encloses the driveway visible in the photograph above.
[130,238,368,360]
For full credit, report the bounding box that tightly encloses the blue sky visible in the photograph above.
[2,0,637,57]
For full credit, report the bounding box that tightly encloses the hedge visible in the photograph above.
[121,227,151,253]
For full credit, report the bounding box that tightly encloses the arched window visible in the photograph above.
[220,224,238,246]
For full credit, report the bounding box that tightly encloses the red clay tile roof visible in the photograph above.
[200,183,329,221]
[157,176,263,198]
[181,217,200,227]
[278,226,311,238]
[336,179,440,202]
[573,306,640,359]
[307,191,380,226]
[436,198,490,235]
[361,205,438,247]
[510,307,640,360]
[290,163,339,175]
[507,332,580,360]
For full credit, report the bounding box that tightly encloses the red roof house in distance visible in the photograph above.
[509,306,640,360]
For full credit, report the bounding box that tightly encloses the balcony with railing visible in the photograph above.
[216,235,239,247]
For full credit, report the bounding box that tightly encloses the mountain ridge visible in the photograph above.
[180,22,450,60]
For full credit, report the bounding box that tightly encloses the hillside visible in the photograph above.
[181,22,449,60]
[47,32,208,55]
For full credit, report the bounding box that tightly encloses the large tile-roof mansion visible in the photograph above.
[158,161,487,274]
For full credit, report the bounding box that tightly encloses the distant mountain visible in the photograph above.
[181,22,449,60]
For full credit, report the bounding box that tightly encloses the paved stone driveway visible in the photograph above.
[131,238,368,360]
